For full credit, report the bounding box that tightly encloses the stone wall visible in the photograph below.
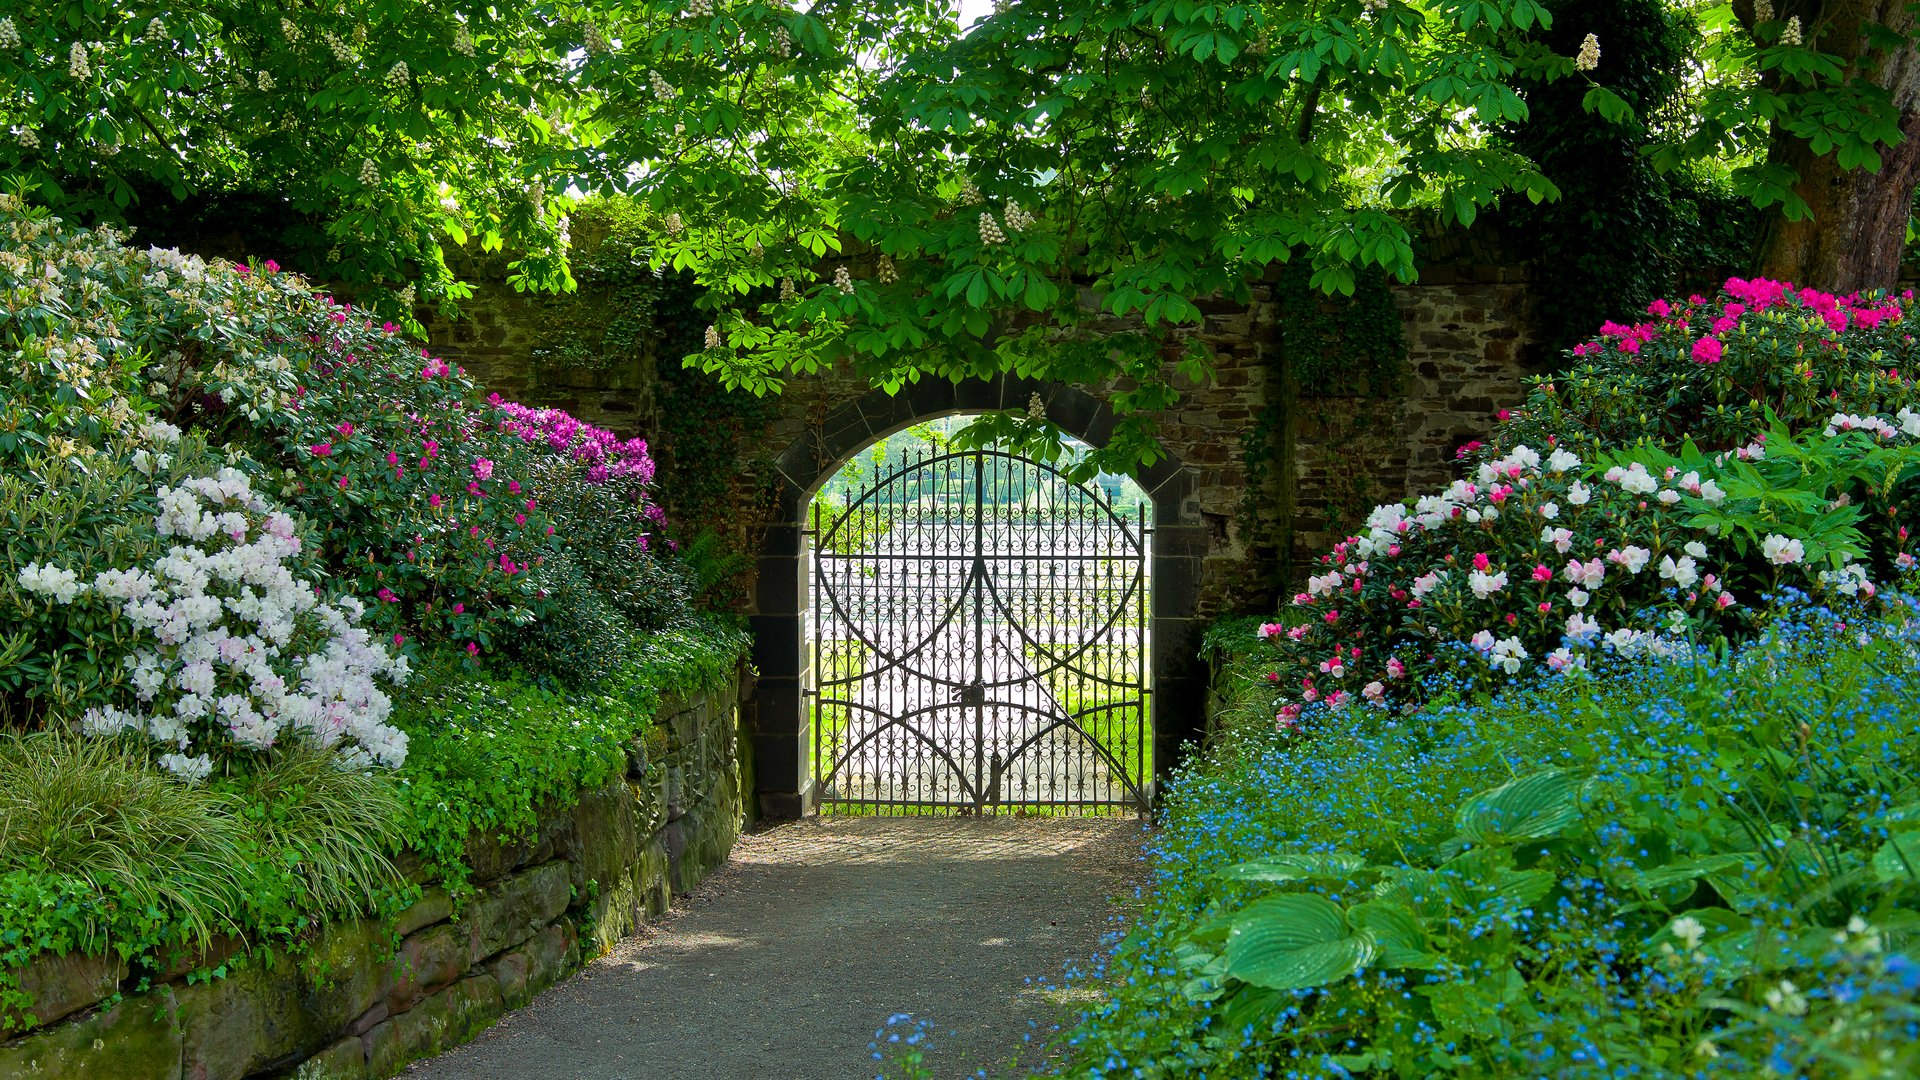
[418,263,1535,618]
[0,675,745,1080]
[412,245,1536,811]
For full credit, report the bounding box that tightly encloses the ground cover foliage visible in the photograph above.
[1067,605,1920,1077]
[0,195,748,1029]
[1052,282,1920,1077]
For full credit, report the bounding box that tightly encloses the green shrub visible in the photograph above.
[1063,603,1920,1077]
[1243,280,1920,738]
[394,618,750,896]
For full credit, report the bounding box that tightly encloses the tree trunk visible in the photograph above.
[1754,1,1920,292]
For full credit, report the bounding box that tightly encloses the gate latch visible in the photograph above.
[957,682,986,707]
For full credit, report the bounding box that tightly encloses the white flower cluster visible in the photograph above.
[1754,0,1774,24]
[20,470,409,779]
[1819,561,1876,598]
[281,17,301,42]
[1003,200,1035,231]
[257,70,276,92]
[648,70,676,99]
[978,212,1006,245]
[1762,534,1806,566]
[453,24,476,57]
[69,41,91,80]
[1827,408,1920,439]
[583,22,610,53]
[704,324,722,349]
[0,18,19,49]
[322,30,354,63]
[779,277,797,303]
[1362,0,1388,11]
[14,126,37,151]
[689,0,714,17]
[1574,33,1600,71]
[663,210,684,237]
[386,61,410,87]
[833,266,854,294]
[957,178,983,206]
[147,18,166,38]
[876,255,898,285]
[17,563,83,603]
[773,25,792,57]
[1782,15,1803,45]
[359,158,380,186]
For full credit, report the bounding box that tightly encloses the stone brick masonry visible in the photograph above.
[0,676,745,1080]
[417,254,1536,620]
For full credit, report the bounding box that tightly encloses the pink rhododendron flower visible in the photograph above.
[310,443,333,457]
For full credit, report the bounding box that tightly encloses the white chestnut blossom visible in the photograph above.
[1574,33,1600,71]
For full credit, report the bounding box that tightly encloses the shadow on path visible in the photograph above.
[407,817,1145,1080]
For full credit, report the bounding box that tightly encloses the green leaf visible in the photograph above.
[1218,852,1365,883]
[1874,832,1920,883]
[1225,894,1374,991]
[1455,768,1586,845]
[1349,902,1443,970]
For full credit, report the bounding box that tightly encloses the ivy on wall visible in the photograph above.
[1497,0,1755,358]
[1241,260,1408,604]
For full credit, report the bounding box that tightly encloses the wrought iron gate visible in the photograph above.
[807,446,1150,815]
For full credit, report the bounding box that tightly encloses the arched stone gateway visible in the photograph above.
[746,376,1207,818]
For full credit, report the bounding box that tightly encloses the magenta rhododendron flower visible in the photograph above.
[1692,336,1723,365]
[472,458,494,481]
[310,442,332,456]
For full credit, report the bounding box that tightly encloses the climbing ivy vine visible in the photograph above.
[1241,260,1407,601]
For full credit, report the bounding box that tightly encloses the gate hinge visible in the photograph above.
[957,682,986,707]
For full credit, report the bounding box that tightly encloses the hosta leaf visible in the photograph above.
[1218,851,1365,883]
[1874,832,1920,883]
[1225,894,1374,991]
[1456,768,1587,845]
[1350,901,1443,970]
[1631,852,1754,891]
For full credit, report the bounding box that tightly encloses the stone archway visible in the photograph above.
[744,374,1208,818]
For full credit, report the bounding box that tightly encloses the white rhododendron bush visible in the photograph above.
[18,456,409,779]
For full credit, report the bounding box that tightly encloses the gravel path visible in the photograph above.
[407,816,1145,1080]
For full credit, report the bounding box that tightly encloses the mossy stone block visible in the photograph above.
[10,950,126,1029]
[0,987,181,1080]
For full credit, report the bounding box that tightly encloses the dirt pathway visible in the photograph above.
[406,816,1145,1080]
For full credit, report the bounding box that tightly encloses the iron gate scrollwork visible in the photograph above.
[807,446,1150,814]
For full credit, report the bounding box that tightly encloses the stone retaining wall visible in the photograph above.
[0,674,745,1080]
